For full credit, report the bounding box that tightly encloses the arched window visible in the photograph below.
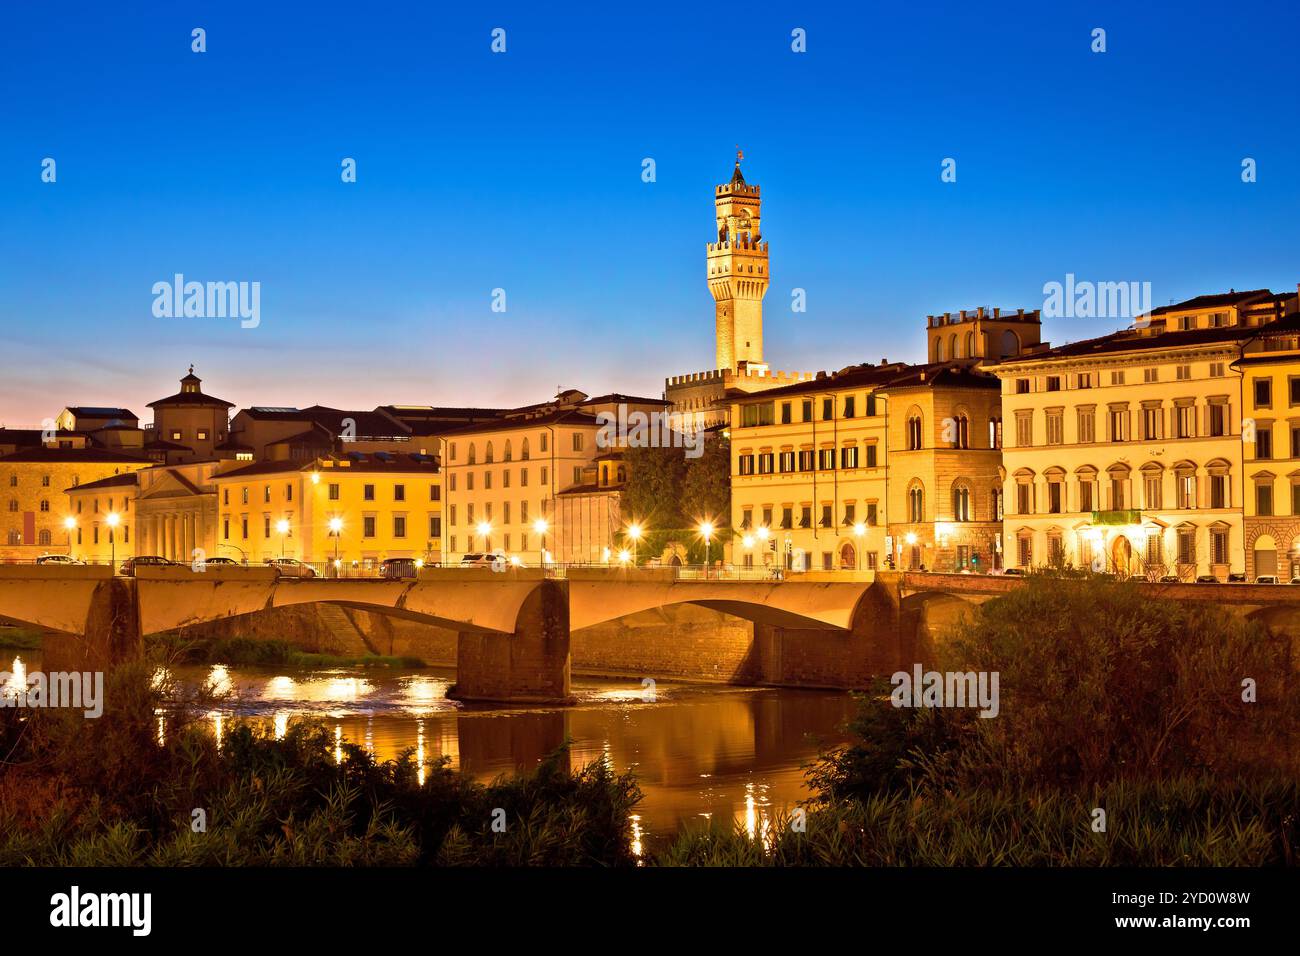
[485,441,494,464]
[504,440,513,462]
[908,481,925,522]
[934,338,946,362]
[949,333,958,359]
[468,443,477,465]
[951,482,972,521]
[37,529,51,546]
[521,438,530,461]
[964,332,975,358]
[951,412,970,449]
[1000,330,1020,359]
[988,416,1002,449]
[906,410,923,450]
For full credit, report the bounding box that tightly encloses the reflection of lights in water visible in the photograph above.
[265,675,296,699]
[334,724,342,764]
[416,720,426,786]
[207,665,232,696]
[210,711,225,751]
[156,714,166,746]
[629,814,643,860]
[274,711,289,740]
[742,784,773,850]
[151,667,169,690]
[2,656,25,701]
[364,716,373,754]
[402,677,448,713]
[326,677,367,701]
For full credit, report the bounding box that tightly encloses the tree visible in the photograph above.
[620,437,731,564]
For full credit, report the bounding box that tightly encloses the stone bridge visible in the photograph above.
[4,566,1297,702]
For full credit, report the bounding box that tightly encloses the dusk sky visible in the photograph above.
[2,0,1297,425]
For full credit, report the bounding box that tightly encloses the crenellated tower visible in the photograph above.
[708,152,769,370]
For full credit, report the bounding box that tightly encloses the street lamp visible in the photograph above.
[329,517,343,577]
[617,548,631,566]
[852,522,867,571]
[698,520,715,578]
[106,511,120,570]
[276,518,290,558]
[63,516,76,557]
[532,517,549,564]
[626,520,643,566]
[476,520,492,553]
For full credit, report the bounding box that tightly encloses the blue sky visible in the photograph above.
[1,0,1297,424]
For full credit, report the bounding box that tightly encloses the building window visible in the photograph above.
[1175,404,1196,439]
[1015,412,1033,448]
[1211,528,1229,565]
[1045,410,1063,446]
[1142,406,1162,441]
[363,516,376,538]
[907,415,923,450]
[1017,534,1032,567]
[1016,480,1033,515]
[1143,473,1162,510]
[364,484,375,501]
[1256,426,1273,460]
[430,515,442,538]
[840,446,858,469]
[1110,371,1125,386]
[1177,528,1195,565]
[1208,403,1226,437]
[1108,408,1129,442]
[1256,481,1274,517]
[572,432,584,452]
[394,484,405,501]
[952,485,971,521]
[1177,473,1196,509]
[1015,379,1030,394]
[1255,379,1272,408]
[393,516,406,538]
[908,484,924,522]
[780,402,792,424]
[329,483,340,500]
[1209,475,1228,509]
[1046,481,1063,514]
[843,396,856,418]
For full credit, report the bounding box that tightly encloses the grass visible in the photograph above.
[0,625,44,651]
[150,634,426,669]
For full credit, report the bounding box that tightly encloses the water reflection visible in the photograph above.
[15,651,855,847]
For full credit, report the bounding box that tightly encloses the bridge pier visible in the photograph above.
[40,576,142,673]
[449,579,575,705]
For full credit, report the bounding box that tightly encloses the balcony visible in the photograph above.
[1091,509,1142,526]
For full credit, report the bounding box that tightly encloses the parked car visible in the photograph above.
[1254,575,1280,584]
[36,553,83,565]
[1227,572,1247,583]
[1157,574,1181,583]
[1002,567,1025,576]
[266,557,317,579]
[1195,574,1220,583]
[1289,576,1300,585]
[461,552,498,568]
[203,556,239,566]
[120,555,175,576]
[381,557,419,580]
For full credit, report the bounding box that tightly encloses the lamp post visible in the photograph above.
[106,511,120,571]
[626,521,643,567]
[853,521,867,572]
[533,517,549,565]
[276,518,290,558]
[329,517,342,577]
[698,520,715,579]
[476,520,492,554]
[64,516,76,557]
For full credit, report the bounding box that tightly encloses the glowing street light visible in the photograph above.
[106,511,121,570]
[626,520,643,566]
[63,516,76,556]
[532,517,549,564]
[698,520,715,578]
[276,518,290,558]
[328,517,343,576]
[476,520,492,552]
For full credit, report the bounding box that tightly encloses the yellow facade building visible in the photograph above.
[440,390,667,562]
[0,447,152,562]
[212,453,442,569]
[991,289,1297,579]
[1237,309,1300,578]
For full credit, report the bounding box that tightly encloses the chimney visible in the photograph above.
[977,306,985,319]
[993,307,1001,318]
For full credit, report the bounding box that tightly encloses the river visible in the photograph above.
[7,650,858,851]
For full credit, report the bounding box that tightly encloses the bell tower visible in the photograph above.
[708,150,769,370]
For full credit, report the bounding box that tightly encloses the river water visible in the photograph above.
[8,651,857,851]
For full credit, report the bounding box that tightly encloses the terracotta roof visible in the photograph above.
[1147,289,1276,316]
[1010,323,1258,363]
[64,406,139,420]
[67,472,141,493]
[0,447,152,464]
[214,453,440,481]
[436,408,602,438]
[147,391,234,409]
